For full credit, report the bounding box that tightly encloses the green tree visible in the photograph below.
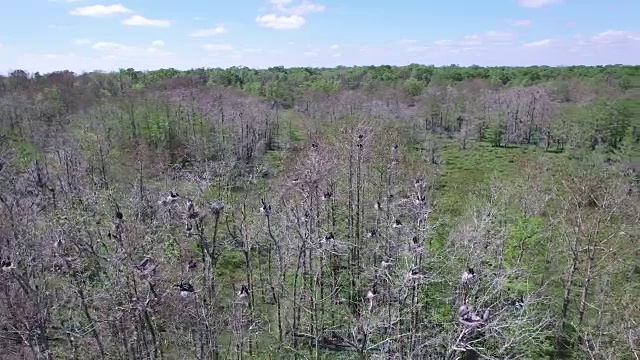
[405,78,425,97]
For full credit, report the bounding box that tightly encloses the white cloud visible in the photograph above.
[304,51,318,56]
[591,30,640,44]
[268,0,325,16]
[517,0,562,8]
[203,44,233,51]
[434,40,451,46]
[523,39,552,47]
[463,31,515,44]
[91,41,173,58]
[189,26,228,37]
[194,16,201,21]
[256,0,324,29]
[69,4,132,16]
[332,53,341,58]
[152,40,165,46]
[74,38,92,45]
[406,46,429,53]
[92,42,126,51]
[407,31,515,57]
[511,19,532,26]
[256,14,305,29]
[122,15,174,28]
[330,44,339,50]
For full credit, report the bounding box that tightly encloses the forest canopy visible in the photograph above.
[0,63,638,359]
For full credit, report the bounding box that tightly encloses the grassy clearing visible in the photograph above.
[429,140,567,247]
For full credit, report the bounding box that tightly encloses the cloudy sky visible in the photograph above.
[0,0,638,74]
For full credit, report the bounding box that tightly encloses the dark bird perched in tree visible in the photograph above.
[260,199,272,216]
[54,237,65,250]
[509,296,525,310]
[185,199,201,219]
[330,331,344,342]
[187,258,197,272]
[461,267,476,285]
[374,200,382,211]
[174,282,195,297]
[322,190,332,200]
[311,143,318,149]
[366,229,378,238]
[414,179,424,190]
[410,235,423,253]
[237,284,250,300]
[158,191,180,206]
[303,210,311,221]
[457,303,489,330]
[392,218,403,228]
[209,200,225,216]
[135,256,156,277]
[111,209,124,240]
[413,193,427,206]
[185,221,193,235]
[365,284,378,311]
[321,232,335,246]
[458,304,476,320]
[406,267,426,281]
[391,144,400,164]
[1,259,15,271]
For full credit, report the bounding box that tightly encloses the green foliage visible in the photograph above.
[138,107,177,149]
[486,120,505,147]
[217,251,245,278]
[504,214,547,271]
[30,64,634,97]
[404,78,425,97]
[618,76,632,91]
[9,134,38,170]
[303,79,341,93]
[264,80,294,108]
[556,100,633,152]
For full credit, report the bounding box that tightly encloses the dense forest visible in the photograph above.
[0,64,638,360]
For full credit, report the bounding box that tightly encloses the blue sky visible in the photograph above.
[0,0,638,73]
